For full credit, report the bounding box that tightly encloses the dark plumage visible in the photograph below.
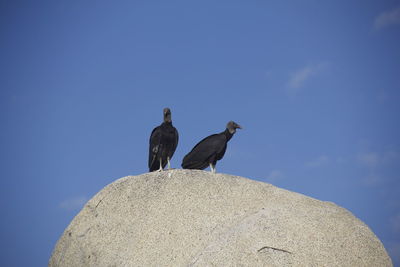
[181,121,242,173]
[148,108,179,172]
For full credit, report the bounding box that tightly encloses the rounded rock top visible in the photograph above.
[49,169,393,267]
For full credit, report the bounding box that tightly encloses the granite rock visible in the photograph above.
[49,169,392,266]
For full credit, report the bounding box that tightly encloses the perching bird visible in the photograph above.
[181,121,242,173]
[148,108,179,172]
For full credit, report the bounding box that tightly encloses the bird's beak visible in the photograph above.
[236,124,243,129]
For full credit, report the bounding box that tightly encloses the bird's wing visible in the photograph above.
[216,143,228,161]
[148,126,162,169]
[182,134,226,165]
[171,126,179,157]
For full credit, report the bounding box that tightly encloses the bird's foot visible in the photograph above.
[209,164,216,173]
[157,159,163,172]
[167,157,171,170]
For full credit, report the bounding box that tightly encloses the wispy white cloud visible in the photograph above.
[59,196,88,211]
[373,6,400,30]
[357,150,399,168]
[382,150,400,164]
[286,63,327,97]
[357,152,379,168]
[362,173,382,186]
[305,155,329,168]
[357,150,399,187]
[288,66,314,89]
[336,157,347,164]
[266,170,284,182]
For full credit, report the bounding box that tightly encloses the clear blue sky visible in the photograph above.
[1,1,399,266]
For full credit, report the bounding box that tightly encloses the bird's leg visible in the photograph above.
[167,157,171,169]
[157,158,163,172]
[210,163,216,173]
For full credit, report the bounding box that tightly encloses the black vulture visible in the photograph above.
[148,108,179,172]
[181,121,242,173]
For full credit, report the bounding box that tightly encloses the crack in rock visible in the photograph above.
[257,246,292,254]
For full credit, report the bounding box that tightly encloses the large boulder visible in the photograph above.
[49,169,392,266]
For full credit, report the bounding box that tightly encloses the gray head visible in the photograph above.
[226,121,242,134]
[163,108,172,123]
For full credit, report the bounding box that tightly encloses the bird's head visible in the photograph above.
[163,107,172,123]
[227,121,242,134]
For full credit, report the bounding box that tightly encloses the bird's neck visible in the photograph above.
[223,128,234,141]
[164,114,172,123]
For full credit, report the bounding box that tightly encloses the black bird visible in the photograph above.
[181,121,242,173]
[148,108,179,172]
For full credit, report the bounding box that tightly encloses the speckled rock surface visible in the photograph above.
[49,169,392,266]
